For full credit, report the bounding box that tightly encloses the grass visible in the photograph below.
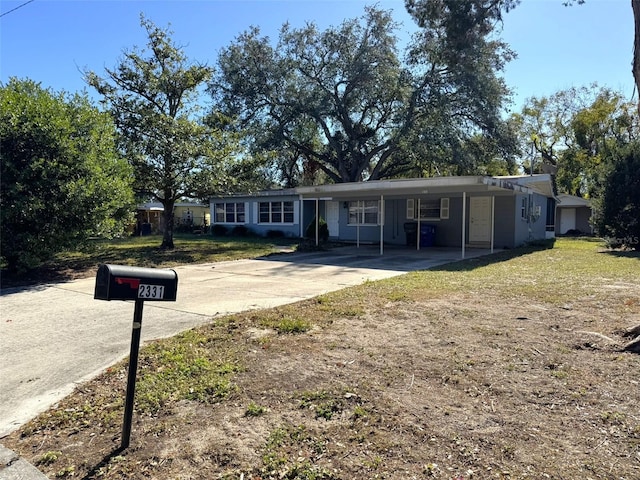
[1,233,297,287]
[4,237,640,479]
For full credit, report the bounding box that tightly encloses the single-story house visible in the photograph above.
[555,194,593,235]
[209,174,557,258]
[135,202,210,235]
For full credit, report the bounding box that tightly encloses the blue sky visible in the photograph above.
[0,0,635,113]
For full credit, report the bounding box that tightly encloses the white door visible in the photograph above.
[560,208,576,234]
[469,197,491,243]
[326,201,340,238]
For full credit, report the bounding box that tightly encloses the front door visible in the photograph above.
[469,196,491,244]
[326,201,340,238]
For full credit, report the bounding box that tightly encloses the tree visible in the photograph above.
[592,141,640,250]
[86,16,235,249]
[514,85,637,196]
[212,5,516,183]
[0,78,134,273]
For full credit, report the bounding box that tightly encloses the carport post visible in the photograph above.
[356,201,360,248]
[122,299,144,450]
[491,196,495,253]
[315,198,319,246]
[416,198,421,251]
[461,192,466,259]
[299,195,304,238]
[379,194,384,255]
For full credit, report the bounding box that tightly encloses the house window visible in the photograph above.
[348,200,379,225]
[259,201,294,224]
[521,197,529,220]
[214,202,245,223]
[406,198,449,220]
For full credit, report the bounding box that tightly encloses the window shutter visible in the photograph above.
[250,202,255,224]
[440,198,450,219]
[293,200,299,224]
[407,199,415,219]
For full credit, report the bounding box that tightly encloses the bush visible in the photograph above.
[211,224,227,236]
[266,229,286,239]
[304,217,329,243]
[231,225,252,237]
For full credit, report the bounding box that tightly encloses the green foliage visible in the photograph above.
[592,142,640,250]
[211,224,228,236]
[514,85,637,197]
[304,217,329,243]
[245,402,267,417]
[37,451,63,466]
[0,78,134,272]
[135,329,240,413]
[214,5,515,183]
[86,16,239,249]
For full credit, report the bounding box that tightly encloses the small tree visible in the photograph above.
[87,16,234,249]
[0,78,134,272]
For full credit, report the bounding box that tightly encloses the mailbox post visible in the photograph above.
[94,264,178,449]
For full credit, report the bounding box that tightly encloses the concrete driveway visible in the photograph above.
[0,246,492,437]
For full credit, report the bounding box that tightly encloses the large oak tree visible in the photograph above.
[212,5,516,183]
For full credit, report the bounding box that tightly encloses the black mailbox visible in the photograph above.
[94,264,178,301]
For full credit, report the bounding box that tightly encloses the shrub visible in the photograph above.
[266,229,286,239]
[211,224,227,236]
[304,217,329,243]
[231,225,252,237]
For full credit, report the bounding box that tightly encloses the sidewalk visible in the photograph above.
[0,444,48,480]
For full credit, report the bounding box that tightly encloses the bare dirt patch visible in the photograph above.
[3,242,640,479]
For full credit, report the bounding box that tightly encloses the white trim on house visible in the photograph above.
[210,175,556,258]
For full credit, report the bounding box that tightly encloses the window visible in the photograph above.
[406,198,449,220]
[258,201,294,224]
[521,197,529,220]
[348,200,379,225]
[214,202,245,223]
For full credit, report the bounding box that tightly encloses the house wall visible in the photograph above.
[210,195,301,237]
[513,193,548,246]
[174,205,210,227]
[493,196,516,249]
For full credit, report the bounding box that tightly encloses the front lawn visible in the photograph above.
[1,234,297,287]
[4,238,640,479]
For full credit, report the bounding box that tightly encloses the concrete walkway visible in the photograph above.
[0,246,494,479]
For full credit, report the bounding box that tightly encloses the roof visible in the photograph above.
[556,194,592,208]
[207,175,556,201]
[138,202,208,211]
[296,175,554,200]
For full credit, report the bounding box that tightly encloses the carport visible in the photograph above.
[297,176,550,259]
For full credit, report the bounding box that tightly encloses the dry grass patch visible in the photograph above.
[4,238,639,479]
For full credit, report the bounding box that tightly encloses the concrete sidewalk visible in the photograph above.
[0,246,494,479]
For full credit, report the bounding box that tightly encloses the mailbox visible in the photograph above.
[94,264,178,301]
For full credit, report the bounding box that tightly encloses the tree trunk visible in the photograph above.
[161,199,175,249]
[633,0,640,115]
